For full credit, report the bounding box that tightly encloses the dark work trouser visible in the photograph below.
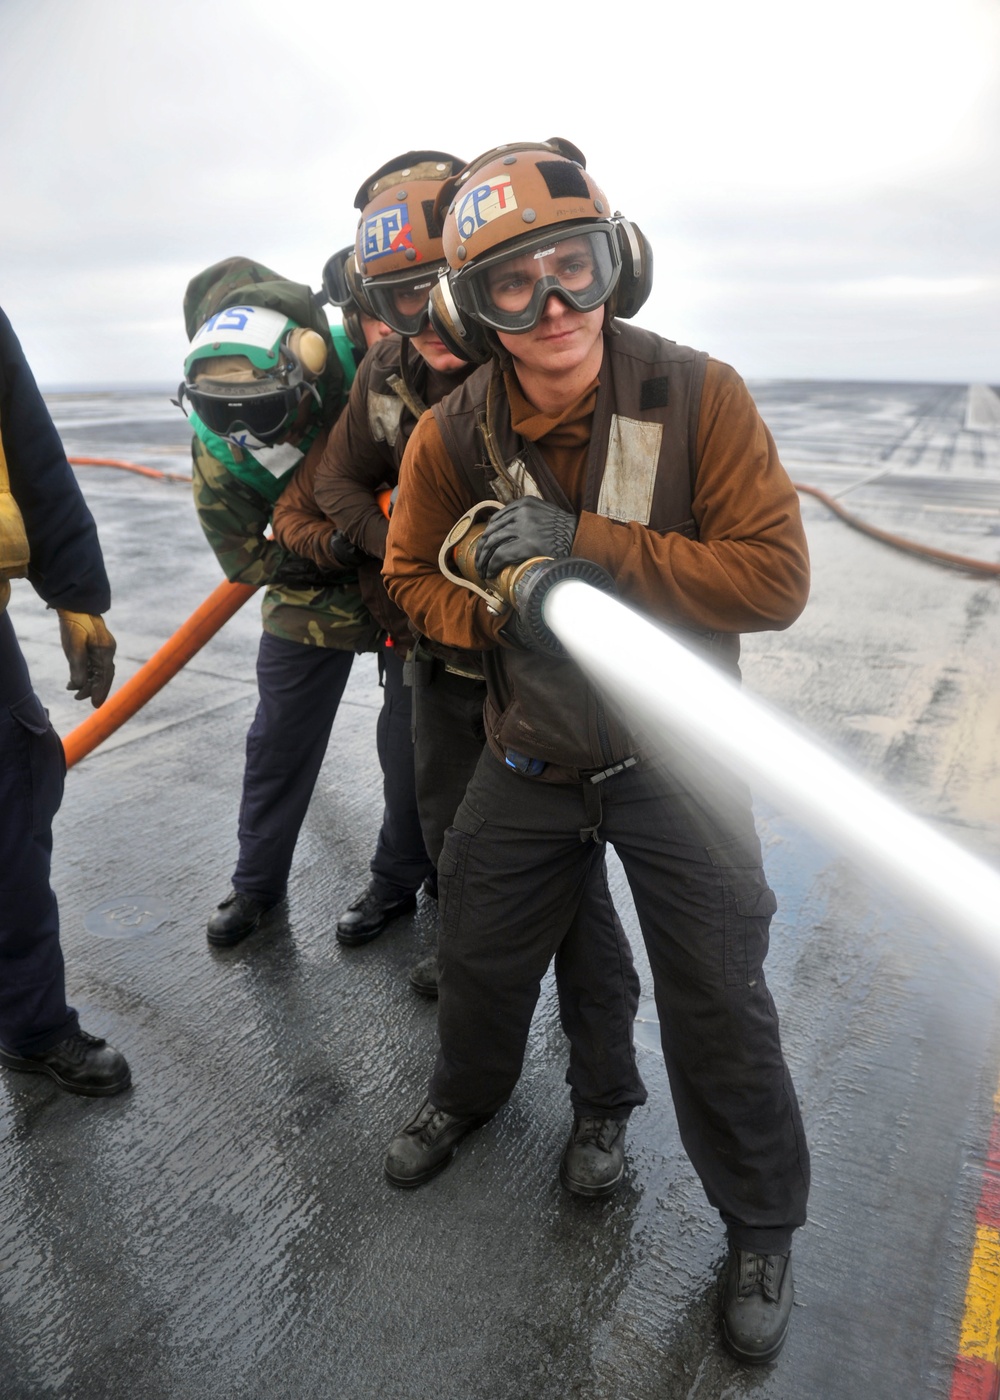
[415,666,647,1121]
[0,612,77,1055]
[412,664,486,866]
[233,632,355,902]
[431,747,810,1253]
[369,642,434,901]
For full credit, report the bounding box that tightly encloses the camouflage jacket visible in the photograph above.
[191,430,380,651]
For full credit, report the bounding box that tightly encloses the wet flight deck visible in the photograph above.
[1,380,999,1399]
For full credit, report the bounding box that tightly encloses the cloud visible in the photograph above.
[1,0,997,383]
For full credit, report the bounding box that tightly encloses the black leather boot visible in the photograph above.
[0,1028,131,1097]
[206,890,279,947]
[335,884,416,946]
[384,1098,490,1187]
[559,1116,627,1197]
[407,954,439,997]
[720,1247,794,1364]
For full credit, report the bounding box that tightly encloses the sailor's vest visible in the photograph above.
[432,324,740,777]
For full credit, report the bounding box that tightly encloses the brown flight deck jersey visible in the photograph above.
[384,326,809,778]
[271,436,341,571]
[385,348,809,653]
[311,337,471,562]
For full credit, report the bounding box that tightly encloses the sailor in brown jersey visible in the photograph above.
[382,140,810,1365]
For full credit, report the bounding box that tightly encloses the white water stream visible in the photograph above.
[544,580,1000,953]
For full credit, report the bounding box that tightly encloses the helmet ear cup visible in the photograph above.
[428,276,492,365]
[286,328,328,379]
[611,218,653,321]
[340,308,367,354]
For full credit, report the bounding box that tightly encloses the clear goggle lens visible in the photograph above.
[461,225,622,333]
[363,265,442,337]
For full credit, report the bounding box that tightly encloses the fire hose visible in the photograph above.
[61,471,393,767]
[62,578,256,768]
[438,500,615,654]
[68,456,190,484]
[793,482,1000,579]
[59,482,1000,953]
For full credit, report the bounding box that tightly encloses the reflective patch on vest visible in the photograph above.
[597,415,663,524]
[368,392,405,446]
[228,432,304,480]
[489,458,543,504]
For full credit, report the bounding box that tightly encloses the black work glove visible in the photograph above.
[475,496,578,579]
[497,609,533,650]
[327,529,369,569]
[272,552,348,588]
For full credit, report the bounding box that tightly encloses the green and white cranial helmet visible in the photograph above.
[181,304,327,445]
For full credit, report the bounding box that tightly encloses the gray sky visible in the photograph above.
[1,0,997,386]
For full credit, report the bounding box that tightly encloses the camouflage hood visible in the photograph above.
[182,257,345,418]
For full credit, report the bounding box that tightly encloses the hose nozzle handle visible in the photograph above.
[439,501,615,654]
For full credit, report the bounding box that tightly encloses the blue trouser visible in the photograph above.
[233,632,356,901]
[369,642,434,901]
[432,747,809,1254]
[0,612,77,1054]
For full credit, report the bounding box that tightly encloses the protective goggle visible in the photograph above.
[453,224,622,334]
[321,246,355,309]
[361,262,443,337]
[177,373,311,445]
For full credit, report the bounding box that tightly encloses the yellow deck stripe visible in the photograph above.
[958,1221,1000,1362]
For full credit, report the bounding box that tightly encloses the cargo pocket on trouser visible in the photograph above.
[707,836,778,988]
[8,692,65,840]
[437,803,486,941]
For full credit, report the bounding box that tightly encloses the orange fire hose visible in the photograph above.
[68,456,190,484]
[793,482,1000,579]
[62,578,258,768]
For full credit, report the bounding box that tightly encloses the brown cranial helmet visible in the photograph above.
[427,139,653,362]
[353,150,465,336]
[439,139,604,270]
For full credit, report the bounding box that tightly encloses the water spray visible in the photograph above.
[541,579,1000,955]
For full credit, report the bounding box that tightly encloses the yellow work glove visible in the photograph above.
[56,610,117,707]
